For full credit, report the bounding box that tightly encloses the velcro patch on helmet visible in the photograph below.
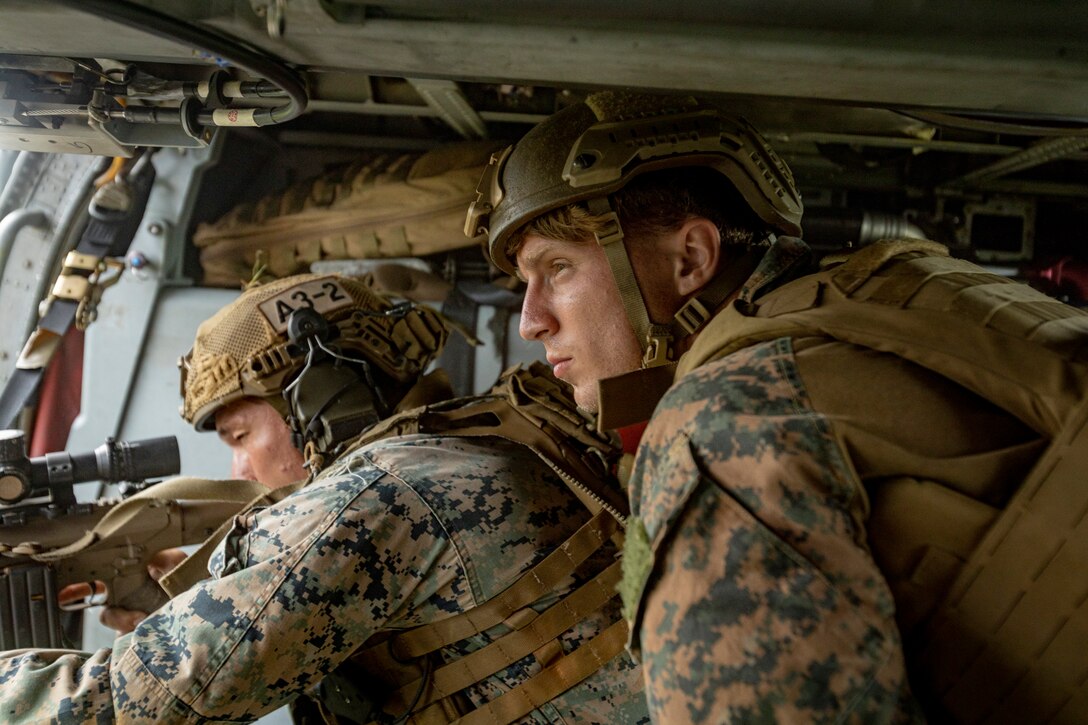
[181,351,238,423]
[585,91,698,122]
[257,277,354,333]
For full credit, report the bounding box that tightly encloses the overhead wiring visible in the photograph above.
[43,0,308,127]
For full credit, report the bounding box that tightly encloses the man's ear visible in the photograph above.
[674,217,720,297]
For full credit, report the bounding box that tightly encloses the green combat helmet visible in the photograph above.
[179,274,448,470]
[465,91,803,367]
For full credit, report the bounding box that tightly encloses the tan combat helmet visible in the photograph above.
[465,91,803,366]
[180,274,448,449]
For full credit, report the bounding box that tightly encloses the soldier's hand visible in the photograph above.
[145,547,190,583]
[97,602,147,634]
[102,547,189,633]
[58,548,189,634]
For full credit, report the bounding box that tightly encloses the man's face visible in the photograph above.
[517,233,644,411]
[214,397,306,488]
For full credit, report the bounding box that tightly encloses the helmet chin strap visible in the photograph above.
[586,196,765,368]
[585,197,671,368]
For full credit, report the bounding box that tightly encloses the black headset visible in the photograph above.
[282,307,387,458]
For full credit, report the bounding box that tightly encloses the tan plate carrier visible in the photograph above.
[680,239,1088,725]
[333,362,629,725]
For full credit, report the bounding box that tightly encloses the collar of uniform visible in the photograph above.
[596,362,678,432]
[671,236,815,379]
[737,235,814,304]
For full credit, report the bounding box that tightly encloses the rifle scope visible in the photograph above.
[0,431,180,505]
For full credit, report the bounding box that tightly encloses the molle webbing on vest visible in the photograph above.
[337,363,629,724]
[350,512,625,725]
[683,238,1088,724]
[379,560,623,715]
[390,510,620,659]
[918,388,1088,724]
[360,621,630,725]
[453,619,629,725]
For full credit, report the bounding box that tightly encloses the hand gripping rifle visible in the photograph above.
[0,430,266,649]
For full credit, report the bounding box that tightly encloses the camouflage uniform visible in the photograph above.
[621,238,1042,724]
[1,434,648,724]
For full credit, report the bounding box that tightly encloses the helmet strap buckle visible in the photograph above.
[594,210,625,248]
[674,297,711,336]
[642,325,674,368]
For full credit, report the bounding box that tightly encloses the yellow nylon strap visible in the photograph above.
[385,561,623,714]
[390,510,619,659]
[453,619,631,725]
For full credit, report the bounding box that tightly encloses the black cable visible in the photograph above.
[44,0,307,126]
[391,648,433,725]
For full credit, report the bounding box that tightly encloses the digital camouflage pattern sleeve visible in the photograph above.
[622,337,926,724]
[0,435,647,724]
[0,460,451,723]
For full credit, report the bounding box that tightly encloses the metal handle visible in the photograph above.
[0,208,49,288]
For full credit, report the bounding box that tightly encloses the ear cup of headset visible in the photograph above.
[286,362,382,454]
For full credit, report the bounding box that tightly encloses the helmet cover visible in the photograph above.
[179,274,448,431]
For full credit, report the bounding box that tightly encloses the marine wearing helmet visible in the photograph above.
[469,91,1088,724]
[467,92,802,372]
[179,272,448,477]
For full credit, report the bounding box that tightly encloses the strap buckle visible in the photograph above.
[50,251,105,302]
[586,195,625,247]
[61,251,102,273]
[674,296,711,335]
[642,325,673,368]
[50,252,125,329]
[594,211,625,247]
